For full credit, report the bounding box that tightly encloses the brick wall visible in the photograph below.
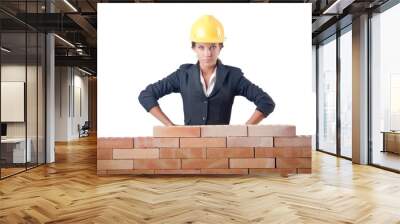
[97,125,312,175]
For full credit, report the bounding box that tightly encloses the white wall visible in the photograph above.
[72,72,89,138]
[55,67,89,141]
[98,3,313,137]
[55,66,68,141]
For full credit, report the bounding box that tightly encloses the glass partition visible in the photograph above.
[339,27,352,158]
[0,1,46,179]
[1,31,28,177]
[371,3,400,171]
[317,35,337,155]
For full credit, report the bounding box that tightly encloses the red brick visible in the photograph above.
[273,147,311,158]
[133,159,181,169]
[201,125,247,137]
[107,169,155,175]
[274,136,311,147]
[113,148,159,159]
[248,125,296,137]
[227,137,273,147]
[97,137,134,149]
[159,148,206,158]
[97,148,113,160]
[206,148,254,158]
[97,160,133,170]
[249,168,297,174]
[276,158,311,168]
[230,158,275,168]
[201,169,249,174]
[182,159,228,169]
[134,137,179,148]
[254,148,275,157]
[154,169,201,174]
[297,168,312,174]
[153,126,201,137]
[180,138,226,148]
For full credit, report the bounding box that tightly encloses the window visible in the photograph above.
[339,27,352,158]
[318,36,337,154]
[370,2,400,171]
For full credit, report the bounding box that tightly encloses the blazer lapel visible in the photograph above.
[189,62,207,98]
[188,59,228,99]
[208,59,228,98]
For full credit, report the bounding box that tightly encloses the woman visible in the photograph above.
[138,15,275,126]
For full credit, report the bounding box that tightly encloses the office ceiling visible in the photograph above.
[0,0,392,75]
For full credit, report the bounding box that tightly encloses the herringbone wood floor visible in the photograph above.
[1,135,400,224]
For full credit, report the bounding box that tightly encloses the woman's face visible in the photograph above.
[192,43,222,67]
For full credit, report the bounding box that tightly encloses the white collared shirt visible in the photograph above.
[200,68,217,97]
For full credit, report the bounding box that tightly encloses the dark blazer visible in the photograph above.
[138,60,275,125]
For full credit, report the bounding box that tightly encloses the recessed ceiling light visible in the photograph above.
[77,67,93,76]
[54,34,75,48]
[63,0,78,12]
[1,47,11,53]
[323,0,355,15]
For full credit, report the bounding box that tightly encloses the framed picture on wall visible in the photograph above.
[1,81,25,122]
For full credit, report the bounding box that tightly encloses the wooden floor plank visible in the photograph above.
[0,135,399,223]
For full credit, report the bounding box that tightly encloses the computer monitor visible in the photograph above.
[1,123,7,137]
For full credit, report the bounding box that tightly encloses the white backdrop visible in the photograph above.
[98,3,314,137]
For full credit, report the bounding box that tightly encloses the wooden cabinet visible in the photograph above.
[382,131,400,154]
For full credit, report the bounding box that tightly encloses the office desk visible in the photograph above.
[382,131,400,154]
[1,138,32,163]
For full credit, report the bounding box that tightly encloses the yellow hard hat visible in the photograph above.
[190,15,224,43]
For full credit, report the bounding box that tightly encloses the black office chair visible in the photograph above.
[79,121,90,138]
